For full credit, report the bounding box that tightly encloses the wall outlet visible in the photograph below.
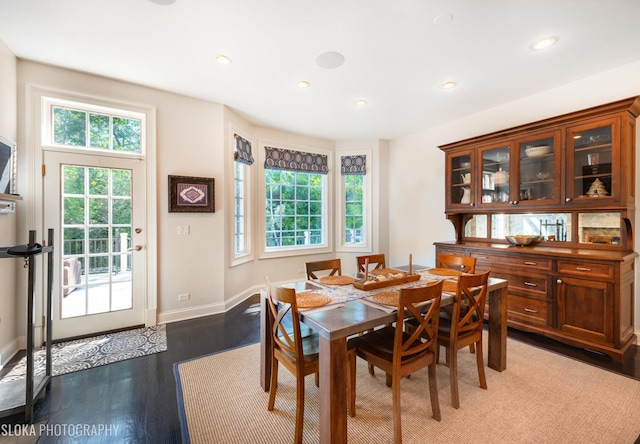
[178,225,190,235]
[178,293,190,301]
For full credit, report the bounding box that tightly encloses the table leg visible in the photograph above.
[319,336,348,444]
[487,285,507,371]
[259,289,273,392]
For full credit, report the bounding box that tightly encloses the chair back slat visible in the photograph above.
[437,254,477,273]
[395,281,442,360]
[356,254,386,273]
[305,259,342,280]
[268,286,303,359]
[452,271,490,338]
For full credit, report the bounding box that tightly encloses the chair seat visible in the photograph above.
[277,332,320,362]
[349,326,425,363]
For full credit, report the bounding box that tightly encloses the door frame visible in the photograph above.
[21,84,158,345]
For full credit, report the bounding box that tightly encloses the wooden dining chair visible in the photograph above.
[437,253,476,273]
[356,254,386,273]
[436,270,490,409]
[267,285,355,443]
[348,281,443,443]
[305,258,342,280]
[436,253,478,352]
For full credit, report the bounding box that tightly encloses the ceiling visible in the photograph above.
[1,0,640,141]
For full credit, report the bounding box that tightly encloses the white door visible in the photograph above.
[43,151,146,340]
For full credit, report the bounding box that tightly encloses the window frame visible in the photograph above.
[229,128,254,267]
[257,141,333,259]
[43,96,146,157]
[335,150,372,252]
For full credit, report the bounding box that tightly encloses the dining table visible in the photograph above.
[259,267,508,444]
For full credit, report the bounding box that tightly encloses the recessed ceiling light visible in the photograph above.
[148,0,176,4]
[296,80,310,88]
[532,37,557,50]
[215,55,232,65]
[441,81,457,90]
[355,99,367,107]
[316,51,345,69]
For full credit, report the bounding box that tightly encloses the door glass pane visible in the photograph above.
[520,136,555,201]
[61,166,133,319]
[572,125,613,199]
[451,154,472,204]
[481,146,510,203]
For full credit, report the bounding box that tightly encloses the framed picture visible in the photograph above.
[0,136,17,214]
[168,175,215,213]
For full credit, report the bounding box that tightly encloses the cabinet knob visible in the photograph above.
[565,197,572,202]
[557,279,563,284]
[469,203,474,207]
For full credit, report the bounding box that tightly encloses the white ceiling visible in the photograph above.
[1,0,640,141]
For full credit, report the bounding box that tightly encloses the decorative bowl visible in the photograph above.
[525,145,551,157]
[460,161,471,168]
[536,172,550,180]
[505,235,542,246]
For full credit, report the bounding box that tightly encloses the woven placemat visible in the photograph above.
[319,275,355,286]
[427,267,463,277]
[296,292,332,308]
[371,291,400,306]
[442,280,458,293]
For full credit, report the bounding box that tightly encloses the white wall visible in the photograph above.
[0,39,18,367]
[388,59,640,334]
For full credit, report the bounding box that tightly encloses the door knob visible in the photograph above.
[128,245,143,252]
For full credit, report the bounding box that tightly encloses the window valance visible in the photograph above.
[341,155,366,175]
[234,134,254,165]
[264,146,328,174]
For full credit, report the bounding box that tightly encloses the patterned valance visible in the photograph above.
[341,155,366,175]
[264,146,329,174]
[234,134,254,165]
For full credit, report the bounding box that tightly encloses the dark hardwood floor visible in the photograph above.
[1,295,638,443]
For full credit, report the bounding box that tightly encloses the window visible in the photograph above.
[50,103,143,153]
[232,133,253,262]
[337,152,371,251]
[344,173,364,245]
[262,145,330,255]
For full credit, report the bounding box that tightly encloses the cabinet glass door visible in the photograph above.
[517,131,560,205]
[568,120,616,203]
[479,144,511,205]
[449,151,473,207]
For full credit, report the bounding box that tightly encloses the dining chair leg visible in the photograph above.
[385,372,392,388]
[315,371,319,387]
[449,350,460,409]
[469,343,476,354]
[295,373,305,444]
[392,374,403,444]
[368,362,375,375]
[475,339,488,390]
[267,360,279,411]
[427,362,441,421]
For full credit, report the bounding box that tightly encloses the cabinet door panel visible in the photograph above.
[557,276,613,343]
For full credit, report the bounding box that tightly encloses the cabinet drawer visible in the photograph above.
[508,294,547,327]
[557,260,614,280]
[470,252,552,272]
[490,270,549,301]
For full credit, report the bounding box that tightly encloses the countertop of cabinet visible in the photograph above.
[435,240,638,262]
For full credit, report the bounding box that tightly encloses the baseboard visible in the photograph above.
[157,283,265,324]
[0,337,19,369]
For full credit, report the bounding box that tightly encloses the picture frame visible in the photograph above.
[0,136,17,214]
[168,175,215,213]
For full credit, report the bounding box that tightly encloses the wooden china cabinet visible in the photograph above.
[438,96,640,361]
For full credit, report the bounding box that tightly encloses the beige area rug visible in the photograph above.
[174,338,640,444]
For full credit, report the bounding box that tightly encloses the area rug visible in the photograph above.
[174,337,640,444]
[0,325,167,383]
